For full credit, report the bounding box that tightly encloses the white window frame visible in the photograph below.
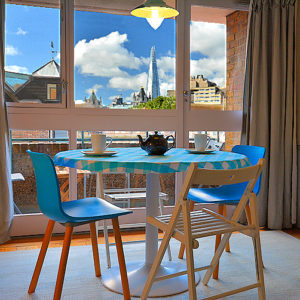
[7,0,245,236]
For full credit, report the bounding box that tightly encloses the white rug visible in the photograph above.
[1,231,300,299]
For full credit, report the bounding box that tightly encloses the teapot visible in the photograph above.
[137,131,175,155]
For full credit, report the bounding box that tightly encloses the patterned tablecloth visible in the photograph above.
[53,148,250,174]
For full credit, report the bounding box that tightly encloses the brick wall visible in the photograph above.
[12,130,50,139]
[225,11,248,149]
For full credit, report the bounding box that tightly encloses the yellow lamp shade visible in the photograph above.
[131,0,179,19]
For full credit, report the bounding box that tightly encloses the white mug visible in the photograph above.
[91,134,112,153]
[194,133,210,151]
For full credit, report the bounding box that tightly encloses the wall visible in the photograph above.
[226,11,248,111]
[225,10,248,149]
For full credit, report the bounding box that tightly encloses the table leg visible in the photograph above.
[101,173,200,297]
[145,173,159,265]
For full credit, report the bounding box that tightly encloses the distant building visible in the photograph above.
[132,46,160,106]
[84,90,102,107]
[167,90,175,98]
[167,75,226,109]
[5,60,61,103]
[146,46,160,100]
[110,95,132,109]
[132,87,149,106]
[190,75,225,106]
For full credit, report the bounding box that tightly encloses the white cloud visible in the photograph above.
[160,81,175,96]
[189,22,226,86]
[156,56,175,96]
[157,56,175,75]
[190,22,226,58]
[108,72,147,91]
[125,92,135,102]
[190,56,225,86]
[5,45,19,56]
[55,52,60,62]
[75,31,142,78]
[141,57,150,66]
[5,65,29,73]
[16,27,27,35]
[85,84,103,95]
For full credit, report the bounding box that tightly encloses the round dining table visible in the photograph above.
[54,147,250,297]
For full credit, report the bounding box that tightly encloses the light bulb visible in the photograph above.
[146,9,164,30]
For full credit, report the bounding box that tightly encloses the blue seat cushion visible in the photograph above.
[62,197,132,222]
[187,183,247,205]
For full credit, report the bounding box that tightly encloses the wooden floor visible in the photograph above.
[0,229,299,252]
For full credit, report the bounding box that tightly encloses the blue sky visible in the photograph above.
[5,4,225,106]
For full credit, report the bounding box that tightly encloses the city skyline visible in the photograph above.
[5,4,226,106]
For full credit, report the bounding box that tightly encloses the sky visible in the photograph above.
[5,4,226,106]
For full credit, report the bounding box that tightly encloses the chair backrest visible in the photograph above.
[27,150,68,222]
[181,159,265,210]
[232,145,265,194]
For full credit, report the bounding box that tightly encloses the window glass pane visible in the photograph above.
[5,2,61,104]
[11,129,69,214]
[74,6,176,109]
[190,6,246,111]
[76,131,175,212]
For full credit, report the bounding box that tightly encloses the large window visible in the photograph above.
[74,6,176,109]
[5,1,247,236]
[5,2,62,106]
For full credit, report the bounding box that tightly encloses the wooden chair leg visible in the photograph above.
[223,205,231,253]
[182,200,197,300]
[213,204,225,279]
[178,200,195,259]
[245,203,265,268]
[245,203,252,225]
[142,201,182,300]
[53,226,73,300]
[90,222,101,277]
[112,218,131,300]
[28,219,55,294]
[159,197,172,261]
[203,231,233,286]
[249,194,266,300]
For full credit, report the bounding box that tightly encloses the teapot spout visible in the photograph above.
[137,135,145,148]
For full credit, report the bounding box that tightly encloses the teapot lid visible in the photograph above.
[151,131,162,136]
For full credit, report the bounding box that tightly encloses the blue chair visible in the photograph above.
[27,151,132,300]
[178,145,265,278]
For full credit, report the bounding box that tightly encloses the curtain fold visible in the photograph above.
[242,0,298,229]
[0,0,14,243]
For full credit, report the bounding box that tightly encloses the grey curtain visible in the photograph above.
[0,0,14,243]
[242,0,298,229]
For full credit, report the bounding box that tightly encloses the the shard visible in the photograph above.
[146,46,160,100]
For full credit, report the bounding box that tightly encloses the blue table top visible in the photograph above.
[53,148,250,174]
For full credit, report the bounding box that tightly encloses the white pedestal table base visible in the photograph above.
[102,173,201,297]
[101,261,201,297]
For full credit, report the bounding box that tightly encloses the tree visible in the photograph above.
[133,96,176,110]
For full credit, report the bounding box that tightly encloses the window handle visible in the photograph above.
[183,90,190,103]
[61,80,68,94]
[183,90,190,97]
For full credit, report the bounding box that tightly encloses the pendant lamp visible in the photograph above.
[131,0,179,30]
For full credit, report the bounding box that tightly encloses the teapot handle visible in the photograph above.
[166,135,175,150]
